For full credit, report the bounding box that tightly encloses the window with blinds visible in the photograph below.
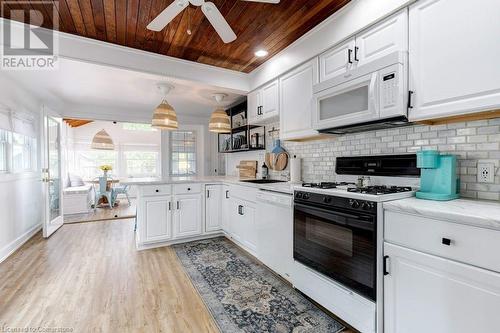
[170,131,197,176]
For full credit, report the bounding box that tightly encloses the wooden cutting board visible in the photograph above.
[236,160,257,179]
[274,152,288,171]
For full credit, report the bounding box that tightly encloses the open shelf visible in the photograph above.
[218,100,266,154]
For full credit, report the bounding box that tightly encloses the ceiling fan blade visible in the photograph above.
[201,2,237,43]
[240,0,280,3]
[147,0,189,31]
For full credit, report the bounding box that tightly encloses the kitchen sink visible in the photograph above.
[240,179,287,184]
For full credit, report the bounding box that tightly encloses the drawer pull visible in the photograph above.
[188,187,191,191]
[155,189,159,193]
[442,238,452,246]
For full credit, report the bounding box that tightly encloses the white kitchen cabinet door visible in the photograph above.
[247,89,261,124]
[319,38,356,82]
[230,198,244,243]
[355,9,408,68]
[384,242,500,333]
[241,203,257,253]
[408,0,500,121]
[173,194,202,238]
[142,196,172,243]
[221,185,230,233]
[205,185,222,233]
[280,58,319,140]
[261,80,279,119]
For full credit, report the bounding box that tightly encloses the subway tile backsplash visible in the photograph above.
[271,119,500,201]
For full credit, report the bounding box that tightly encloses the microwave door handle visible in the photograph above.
[369,73,378,115]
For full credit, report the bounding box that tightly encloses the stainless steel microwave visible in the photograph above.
[312,52,408,134]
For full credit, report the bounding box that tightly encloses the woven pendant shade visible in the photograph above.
[91,129,114,150]
[209,107,231,133]
[152,100,178,130]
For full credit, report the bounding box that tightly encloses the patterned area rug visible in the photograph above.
[173,237,345,333]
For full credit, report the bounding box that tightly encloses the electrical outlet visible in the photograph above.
[477,163,495,183]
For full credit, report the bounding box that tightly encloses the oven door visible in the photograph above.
[312,71,379,130]
[294,202,377,300]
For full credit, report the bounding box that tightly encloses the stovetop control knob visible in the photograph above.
[323,196,332,204]
[361,201,374,210]
[349,199,360,209]
[303,193,310,200]
[296,192,303,199]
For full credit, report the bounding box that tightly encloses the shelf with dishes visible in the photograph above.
[218,100,266,153]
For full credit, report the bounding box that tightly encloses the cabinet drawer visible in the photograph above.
[385,210,500,272]
[141,185,171,196]
[173,183,202,195]
[229,184,257,202]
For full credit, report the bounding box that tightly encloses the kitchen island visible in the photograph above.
[122,176,295,251]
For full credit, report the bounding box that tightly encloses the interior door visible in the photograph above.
[42,113,63,238]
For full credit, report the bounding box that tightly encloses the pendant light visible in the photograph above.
[91,129,115,150]
[208,93,231,133]
[152,83,178,130]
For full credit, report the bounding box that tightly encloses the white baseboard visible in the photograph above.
[0,223,42,264]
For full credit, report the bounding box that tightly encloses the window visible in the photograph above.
[122,123,157,131]
[124,151,159,177]
[74,149,118,179]
[170,131,197,176]
[12,133,35,172]
[0,130,8,173]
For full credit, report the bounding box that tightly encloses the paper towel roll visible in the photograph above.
[290,155,302,183]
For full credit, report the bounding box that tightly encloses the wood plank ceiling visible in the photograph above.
[0,0,350,73]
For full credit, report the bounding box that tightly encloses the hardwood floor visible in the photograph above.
[0,219,356,333]
[0,219,218,332]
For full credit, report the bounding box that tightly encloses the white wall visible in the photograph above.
[0,75,44,263]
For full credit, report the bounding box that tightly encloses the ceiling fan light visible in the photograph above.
[91,129,115,150]
[152,100,178,130]
[209,107,231,133]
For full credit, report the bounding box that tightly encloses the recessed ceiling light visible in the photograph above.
[255,50,268,57]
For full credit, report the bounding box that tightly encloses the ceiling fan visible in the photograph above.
[147,0,280,44]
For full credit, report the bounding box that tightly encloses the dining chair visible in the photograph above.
[113,184,131,206]
[92,175,115,209]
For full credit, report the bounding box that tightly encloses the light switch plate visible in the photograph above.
[477,163,495,183]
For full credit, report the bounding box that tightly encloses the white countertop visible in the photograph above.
[121,176,296,194]
[384,197,500,231]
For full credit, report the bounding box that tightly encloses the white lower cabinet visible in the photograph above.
[221,185,230,234]
[205,184,222,233]
[384,242,500,333]
[228,197,257,254]
[142,195,172,243]
[173,193,202,239]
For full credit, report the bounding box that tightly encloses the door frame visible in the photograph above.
[41,106,64,238]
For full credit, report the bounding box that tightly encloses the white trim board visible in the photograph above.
[0,223,42,264]
[0,18,249,93]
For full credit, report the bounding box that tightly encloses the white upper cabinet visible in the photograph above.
[247,89,261,124]
[408,0,500,120]
[173,193,202,238]
[248,79,279,124]
[205,185,222,233]
[319,38,356,82]
[355,9,408,67]
[319,9,408,83]
[261,80,279,117]
[280,58,319,140]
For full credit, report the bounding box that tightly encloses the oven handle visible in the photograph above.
[294,202,373,223]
